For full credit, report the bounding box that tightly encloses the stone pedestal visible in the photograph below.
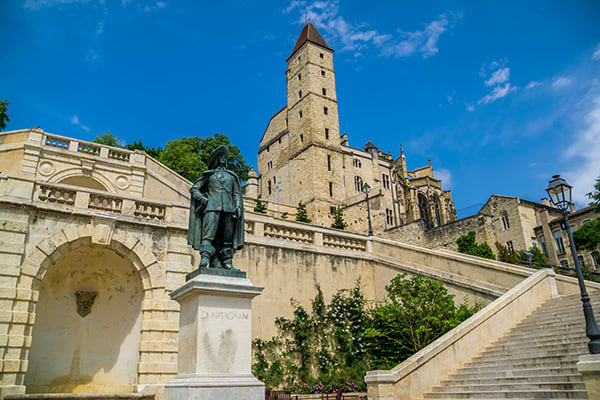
[164,270,265,400]
[577,354,600,400]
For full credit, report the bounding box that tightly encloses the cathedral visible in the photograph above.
[256,22,457,234]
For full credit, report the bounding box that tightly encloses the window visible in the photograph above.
[321,70,325,77]
[273,176,276,184]
[501,211,510,230]
[327,155,331,171]
[322,88,327,95]
[330,206,336,215]
[267,146,270,152]
[560,260,569,269]
[300,134,303,142]
[386,209,394,226]
[531,237,537,248]
[329,182,333,197]
[298,73,301,81]
[506,241,514,252]
[354,176,363,192]
[268,180,272,195]
[353,159,362,168]
[382,174,390,190]
[267,161,273,170]
[278,137,281,144]
[324,107,328,115]
[325,128,329,139]
[540,235,548,256]
[320,53,324,58]
[299,111,303,118]
[593,252,600,269]
[285,118,288,127]
[578,256,586,268]
[299,90,302,98]
[554,230,565,253]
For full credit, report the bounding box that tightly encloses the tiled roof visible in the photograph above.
[288,22,333,60]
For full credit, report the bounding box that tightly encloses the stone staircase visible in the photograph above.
[422,292,600,399]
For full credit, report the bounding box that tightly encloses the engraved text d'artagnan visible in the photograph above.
[200,310,249,320]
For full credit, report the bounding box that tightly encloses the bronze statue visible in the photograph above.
[188,145,244,271]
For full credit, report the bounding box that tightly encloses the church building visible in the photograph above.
[256,22,457,234]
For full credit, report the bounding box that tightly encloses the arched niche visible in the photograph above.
[25,244,143,393]
[58,176,107,191]
[418,193,430,229]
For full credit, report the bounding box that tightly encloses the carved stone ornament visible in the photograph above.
[75,290,97,317]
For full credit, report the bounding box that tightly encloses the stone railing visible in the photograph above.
[41,133,140,165]
[33,180,185,224]
[264,223,314,244]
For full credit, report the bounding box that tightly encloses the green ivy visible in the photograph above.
[254,199,267,213]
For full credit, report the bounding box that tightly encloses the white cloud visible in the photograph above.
[284,1,460,58]
[484,67,510,86]
[465,103,474,112]
[593,44,600,61]
[478,83,517,104]
[563,96,600,205]
[552,76,572,88]
[70,115,90,132]
[24,0,89,10]
[435,168,452,189]
[526,81,541,89]
[95,21,104,36]
[446,92,455,104]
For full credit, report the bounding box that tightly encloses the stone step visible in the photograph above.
[464,353,583,368]
[515,316,586,327]
[449,367,581,380]
[458,359,580,373]
[472,347,587,360]
[422,390,589,399]
[430,382,587,393]
[441,374,585,386]
[488,337,587,350]
[483,341,587,356]
[498,328,586,341]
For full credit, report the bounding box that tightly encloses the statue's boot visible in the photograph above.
[219,246,238,271]
[200,242,215,268]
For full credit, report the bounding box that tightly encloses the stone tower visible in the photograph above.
[258,22,345,225]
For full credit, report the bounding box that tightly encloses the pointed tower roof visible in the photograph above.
[364,138,376,151]
[287,22,333,61]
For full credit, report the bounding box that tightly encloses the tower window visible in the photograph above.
[324,107,328,115]
[299,90,302,98]
[322,88,327,95]
[267,161,273,170]
[300,134,303,142]
[268,181,272,195]
[267,146,270,152]
[298,73,302,81]
[320,53,324,58]
[386,209,394,226]
[329,182,333,197]
[353,159,362,168]
[321,70,325,77]
[382,174,390,190]
[354,176,363,192]
[325,128,329,139]
[501,211,510,230]
[299,111,303,118]
[506,241,514,252]
[327,155,331,171]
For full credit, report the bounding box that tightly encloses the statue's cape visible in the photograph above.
[187,168,245,251]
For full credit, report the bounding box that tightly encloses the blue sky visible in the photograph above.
[1,0,599,217]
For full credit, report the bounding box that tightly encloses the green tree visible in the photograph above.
[295,201,312,223]
[157,134,250,182]
[281,212,288,219]
[0,99,10,131]
[331,207,347,230]
[573,219,600,251]
[254,199,267,214]
[126,140,163,159]
[495,242,521,264]
[93,130,125,148]
[456,231,496,260]
[588,176,600,213]
[365,274,481,370]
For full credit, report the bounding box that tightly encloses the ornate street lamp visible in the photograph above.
[363,183,374,236]
[546,174,600,354]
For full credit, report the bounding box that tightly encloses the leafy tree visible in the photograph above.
[254,199,267,213]
[93,130,124,148]
[456,231,496,260]
[295,202,312,223]
[366,274,481,370]
[573,219,600,251]
[495,242,521,264]
[524,246,548,267]
[281,212,288,219]
[126,140,163,159]
[588,176,600,213]
[331,207,347,230]
[157,134,250,182]
[0,99,10,131]
[495,243,548,267]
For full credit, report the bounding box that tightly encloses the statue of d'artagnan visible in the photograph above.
[188,145,244,271]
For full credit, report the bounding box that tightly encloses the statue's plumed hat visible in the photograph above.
[207,145,230,169]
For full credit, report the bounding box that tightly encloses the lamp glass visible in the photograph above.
[546,175,572,210]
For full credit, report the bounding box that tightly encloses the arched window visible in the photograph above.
[418,193,430,229]
[501,211,510,230]
[354,176,363,192]
[592,252,600,269]
[434,195,442,227]
[540,235,548,256]
[553,230,565,253]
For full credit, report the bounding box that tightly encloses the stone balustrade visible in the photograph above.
[41,133,139,165]
[33,180,178,224]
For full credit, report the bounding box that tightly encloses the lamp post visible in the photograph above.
[546,174,600,354]
[363,183,373,236]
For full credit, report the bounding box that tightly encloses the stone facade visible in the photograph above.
[255,22,457,235]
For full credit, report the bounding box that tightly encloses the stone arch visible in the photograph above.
[417,192,431,229]
[17,224,164,392]
[47,168,117,193]
[434,194,442,227]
